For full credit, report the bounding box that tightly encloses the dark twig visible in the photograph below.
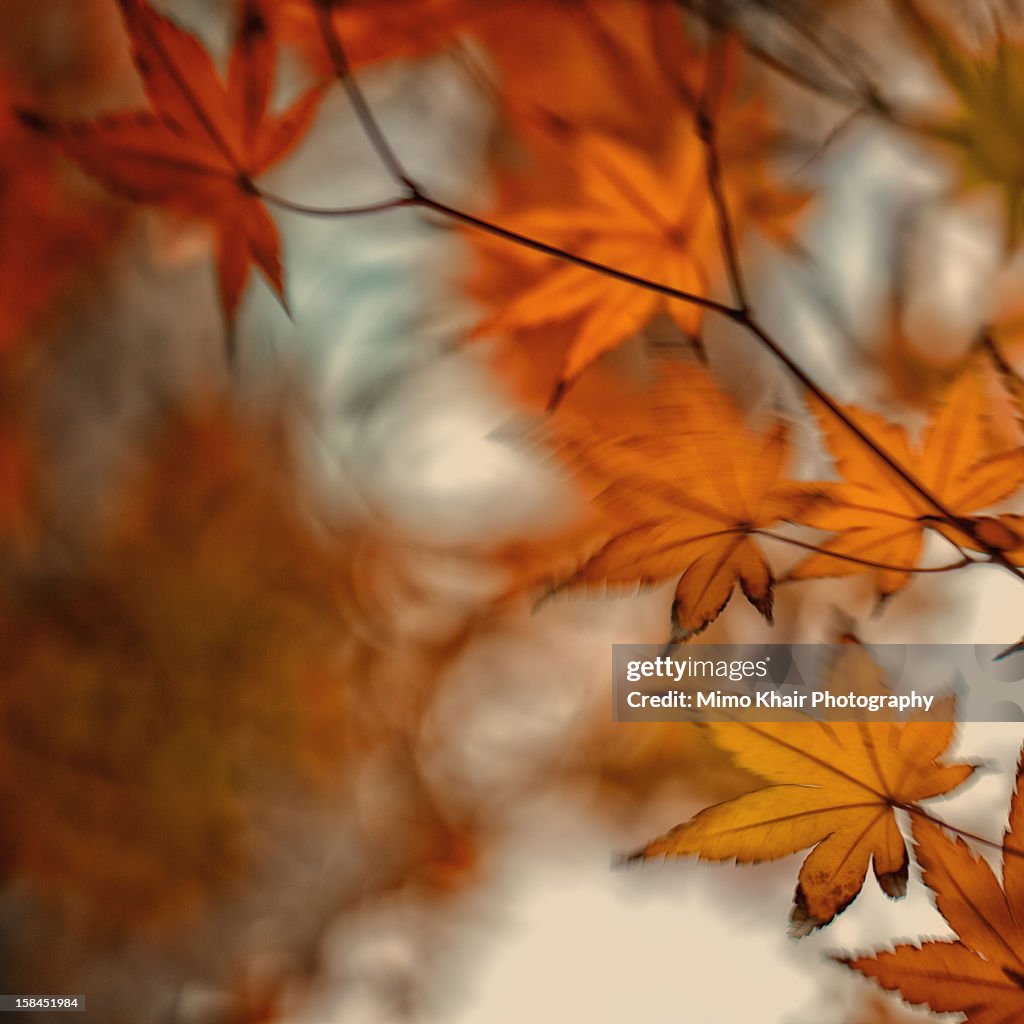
[697,42,750,312]
[415,195,739,319]
[752,530,973,575]
[312,0,420,193]
[258,188,413,218]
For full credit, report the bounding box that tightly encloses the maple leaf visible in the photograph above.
[477,131,713,383]
[840,755,1024,1024]
[628,645,974,933]
[21,0,323,324]
[470,0,680,151]
[475,122,802,385]
[550,363,822,638]
[898,0,1024,245]
[788,363,1024,596]
[467,16,810,387]
[468,29,811,387]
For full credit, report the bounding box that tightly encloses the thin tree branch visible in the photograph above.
[679,0,894,116]
[415,194,739,318]
[258,179,737,318]
[791,104,868,174]
[697,43,750,312]
[679,1,866,105]
[752,530,973,574]
[982,329,1024,426]
[312,0,419,192]
[984,330,1018,379]
[764,0,880,104]
[693,49,965,544]
[257,188,412,218]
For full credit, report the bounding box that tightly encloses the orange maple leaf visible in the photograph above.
[840,755,1024,1023]
[549,363,822,638]
[467,15,810,388]
[21,0,323,324]
[629,646,974,933]
[789,363,1024,596]
[476,130,714,383]
[470,0,679,150]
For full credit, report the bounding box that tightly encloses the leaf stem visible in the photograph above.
[751,530,972,574]
[257,188,412,218]
[982,329,1024,429]
[904,804,1024,861]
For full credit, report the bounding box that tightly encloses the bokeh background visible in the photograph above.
[2,1,1024,1022]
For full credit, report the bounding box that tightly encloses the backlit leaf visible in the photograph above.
[629,646,972,932]
[840,753,1024,1023]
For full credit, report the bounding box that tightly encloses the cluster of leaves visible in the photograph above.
[515,358,1024,641]
[12,0,1024,1020]
[628,644,1024,1021]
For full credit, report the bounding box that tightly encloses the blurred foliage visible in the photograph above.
[0,397,358,928]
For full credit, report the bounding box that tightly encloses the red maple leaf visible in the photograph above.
[21,0,323,325]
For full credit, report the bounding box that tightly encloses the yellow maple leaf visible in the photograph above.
[629,646,974,933]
